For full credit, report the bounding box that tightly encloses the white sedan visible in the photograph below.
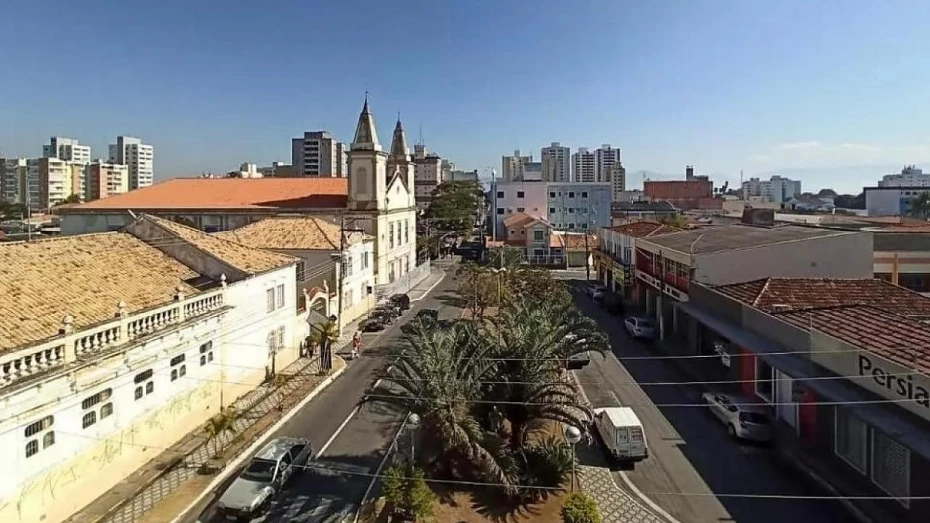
[623,316,655,340]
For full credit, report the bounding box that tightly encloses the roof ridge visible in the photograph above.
[0,231,122,247]
[754,277,773,308]
[310,216,340,250]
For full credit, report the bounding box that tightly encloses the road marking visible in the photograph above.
[609,390,622,406]
[315,378,382,458]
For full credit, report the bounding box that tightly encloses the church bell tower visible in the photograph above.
[347,94,388,211]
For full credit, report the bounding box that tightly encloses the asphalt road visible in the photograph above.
[194,271,462,523]
[568,281,848,523]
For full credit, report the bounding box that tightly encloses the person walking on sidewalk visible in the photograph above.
[351,331,362,359]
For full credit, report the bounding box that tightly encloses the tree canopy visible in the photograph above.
[833,192,865,209]
[426,181,483,232]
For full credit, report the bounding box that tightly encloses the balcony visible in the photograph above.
[664,271,690,293]
[0,288,227,390]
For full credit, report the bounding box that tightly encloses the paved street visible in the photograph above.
[192,269,458,523]
[568,281,849,523]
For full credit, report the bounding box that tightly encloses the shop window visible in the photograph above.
[755,358,774,402]
[871,429,910,506]
[835,407,868,474]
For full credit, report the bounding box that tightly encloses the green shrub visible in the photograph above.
[561,492,602,523]
[521,436,575,490]
[382,462,436,520]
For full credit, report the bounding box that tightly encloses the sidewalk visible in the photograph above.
[577,466,665,523]
[67,326,359,523]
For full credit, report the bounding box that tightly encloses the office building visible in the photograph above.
[741,175,802,204]
[572,147,596,182]
[42,137,91,165]
[108,136,154,190]
[291,131,347,178]
[878,165,930,187]
[501,150,532,181]
[595,144,621,183]
[541,142,571,182]
[85,161,130,202]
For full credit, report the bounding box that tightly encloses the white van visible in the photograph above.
[593,407,649,465]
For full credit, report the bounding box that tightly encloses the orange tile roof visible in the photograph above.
[607,221,677,238]
[713,277,930,319]
[778,305,930,375]
[217,216,371,251]
[68,178,348,211]
[502,212,545,229]
[0,233,204,352]
[551,233,599,251]
[145,215,297,274]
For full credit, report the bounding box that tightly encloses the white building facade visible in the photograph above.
[491,180,549,237]
[85,161,130,201]
[0,219,302,523]
[865,186,930,217]
[413,144,443,212]
[109,136,154,190]
[878,165,930,187]
[740,175,802,204]
[43,137,91,165]
[541,142,571,182]
[572,148,596,183]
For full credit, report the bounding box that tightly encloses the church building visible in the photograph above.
[345,95,419,287]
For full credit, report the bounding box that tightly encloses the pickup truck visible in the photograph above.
[217,437,313,521]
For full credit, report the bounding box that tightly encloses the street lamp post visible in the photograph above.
[564,424,582,492]
[407,412,421,464]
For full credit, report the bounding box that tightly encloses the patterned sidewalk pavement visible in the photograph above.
[67,347,352,523]
[578,466,666,523]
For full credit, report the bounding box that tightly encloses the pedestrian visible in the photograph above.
[351,331,362,359]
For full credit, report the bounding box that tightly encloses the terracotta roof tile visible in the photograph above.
[67,178,348,211]
[779,306,930,375]
[552,233,599,251]
[146,216,297,274]
[0,233,204,352]
[714,277,930,319]
[642,224,851,255]
[607,221,677,238]
[216,216,373,251]
[502,212,544,229]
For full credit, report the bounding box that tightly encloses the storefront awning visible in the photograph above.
[676,301,930,460]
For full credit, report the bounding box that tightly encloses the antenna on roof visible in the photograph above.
[419,124,423,146]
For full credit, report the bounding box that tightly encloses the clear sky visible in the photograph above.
[2,0,929,194]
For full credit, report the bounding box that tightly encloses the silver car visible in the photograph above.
[217,437,312,521]
[624,316,655,340]
[701,392,773,443]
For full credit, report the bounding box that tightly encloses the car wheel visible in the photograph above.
[727,424,737,439]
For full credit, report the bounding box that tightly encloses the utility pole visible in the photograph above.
[337,213,346,336]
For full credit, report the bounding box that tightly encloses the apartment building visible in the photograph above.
[607,163,627,200]
[541,142,570,182]
[413,143,443,211]
[43,137,91,165]
[0,214,301,523]
[572,147,596,182]
[878,165,930,187]
[547,182,612,231]
[593,221,677,298]
[109,136,154,189]
[595,144,621,183]
[25,158,83,209]
[85,161,130,202]
[1,158,27,204]
[741,175,802,204]
[501,150,532,181]
[291,131,347,177]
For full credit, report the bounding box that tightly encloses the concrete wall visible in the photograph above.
[492,181,549,233]
[866,188,909,216]
[695,232,874,285]
[548,182,612,231]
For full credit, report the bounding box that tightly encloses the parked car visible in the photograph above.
[565,351,591,370]
[217,437,312,520]
[590,285,606,300]
[701,392,773,443]
[390,293,411,311]
[593,407,649,465]
[374,304,401,321]
[624,316,655,340]
[362,314,388,332]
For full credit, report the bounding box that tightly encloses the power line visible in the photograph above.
[362,392,925,409]
[43,430,930,502]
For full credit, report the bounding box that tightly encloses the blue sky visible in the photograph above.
[2,0,929,194]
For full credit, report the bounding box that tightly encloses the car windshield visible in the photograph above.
[739,412,770,424]
[241,458,277,482]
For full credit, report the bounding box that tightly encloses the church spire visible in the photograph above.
[389,115,410,160]
[351,93,380,151]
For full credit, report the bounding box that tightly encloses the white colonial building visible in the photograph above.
[0,214,305,523]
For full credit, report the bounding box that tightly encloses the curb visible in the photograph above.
[352,419,408,523]
[170,360,348,523]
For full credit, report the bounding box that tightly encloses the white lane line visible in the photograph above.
[615,471,682,523]
[315,378,383,458]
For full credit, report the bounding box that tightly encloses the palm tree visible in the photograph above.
[910,192,930,219]
[308,319,340,371]
[368,320,519,492]
[204,406,240,457]
[486,298,608,449]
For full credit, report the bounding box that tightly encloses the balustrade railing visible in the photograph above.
[0,288,226,389]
